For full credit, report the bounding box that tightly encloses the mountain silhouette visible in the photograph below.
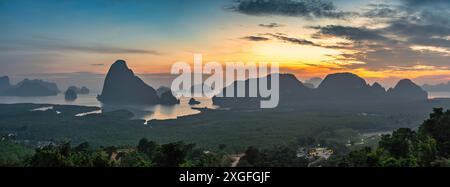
[0,76,10,93]
[213,72,428,109]
[213,74,311,108]
[97,60,180,105]
[97,60,160,105]
[315,73,386,100]
[318,73,367,91]
[1,79,60,97]
[387,79,428,101]
[370,82,387,96]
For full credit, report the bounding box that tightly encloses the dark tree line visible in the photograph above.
[22,139,227,167]
[2,108,449,167]
[325,108,450,167]
[238,145,309,167]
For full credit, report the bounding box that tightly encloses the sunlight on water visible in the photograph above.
[75,110,102,117]
[0,94,216,123]
[30,106,54,111]
[428,92,450,99]
[101,97,217,124]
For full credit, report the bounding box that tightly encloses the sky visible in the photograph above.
[1,0,450,87]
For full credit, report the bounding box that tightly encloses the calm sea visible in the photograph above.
[0,93,216,123]
[1,91,448,122]
[428,91,450,99]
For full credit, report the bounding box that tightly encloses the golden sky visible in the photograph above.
[1,0,450,86]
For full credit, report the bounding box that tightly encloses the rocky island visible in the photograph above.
[0,78,60,97]
[97,60,178,105]
[0,76,10,93]
[213,72,429,109]
[67,86,90,95]
[64,88,78,101]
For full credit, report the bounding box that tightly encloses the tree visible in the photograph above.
[239,145,308,167]
[27,142,115,167]
[137,138,157,158]
[74,142,90,152]
[241,146,260,166]
[379,128,416,158]
[119,151,152,167]
[153,142,193,167]
[419,108,450,157]
[415,136,437,167]
[104,146,117,158]
[331,108,450,167]
[344,147,378,167]
[218,144,227,151]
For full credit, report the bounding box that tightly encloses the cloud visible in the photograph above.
[410,37,450,49]
[228,0,354,19]
[383,21,450,38]
[391,0,450,26]
[241,33,318,46]
[362,4,399,18]
[283,0,450,76]
[259,23,284,28]
[401,0,450,7]
[0,38,161,55]
[241,36,270,41]
[265,33,318,46]
[314,25,390,42]
[56,45,160,54]
[329,42,450,71]
[377,18,450,50]
[309,24,450,70]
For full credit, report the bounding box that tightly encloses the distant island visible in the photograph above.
[64,88,77,101]
[67,86,90,95]
[213,73,428,109]
[97,60,179,105]
[423,81,450,92]
[0,76,10,93]
[0,77,60,97]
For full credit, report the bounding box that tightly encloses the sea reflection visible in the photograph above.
[0,94,217,123]
[101,97,217,123]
